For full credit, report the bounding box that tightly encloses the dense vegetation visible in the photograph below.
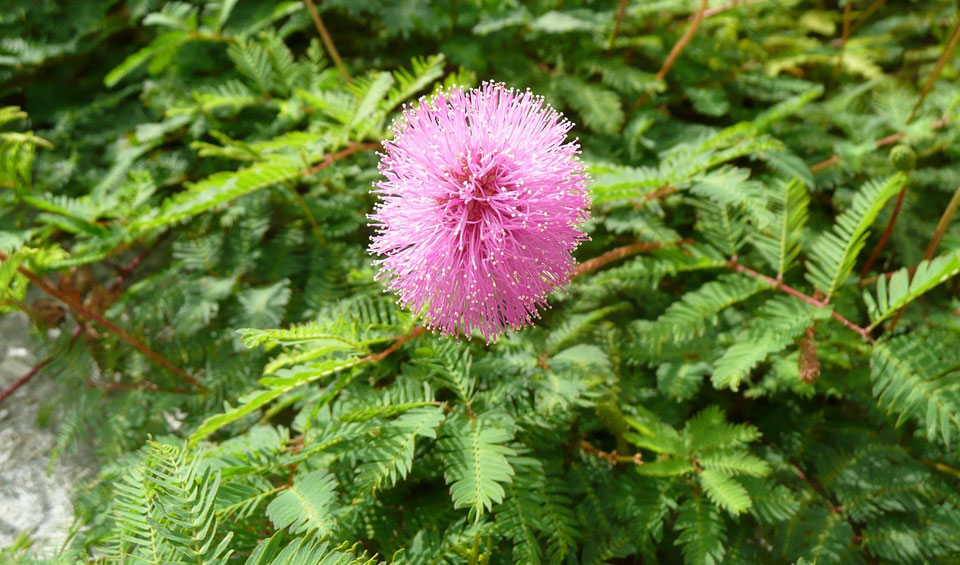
[2,0,960,562]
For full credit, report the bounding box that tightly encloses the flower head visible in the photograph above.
[368,82,590,341]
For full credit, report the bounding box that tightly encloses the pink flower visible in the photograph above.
[368,82,590,341]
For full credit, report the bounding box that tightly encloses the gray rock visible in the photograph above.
[0,312,96,555]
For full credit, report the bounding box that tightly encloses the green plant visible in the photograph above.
[2,1,960,563]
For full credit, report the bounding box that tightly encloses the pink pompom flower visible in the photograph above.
[368,82,590,341]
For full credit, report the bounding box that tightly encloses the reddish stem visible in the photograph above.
[0,251,197,385]
[923,184,960,260]
[579,439,643,466]
[366,326,427,363]
[884,183,960,333]
[108,235,165,294]
[909,13,960,123]
[728,259,875,344]
[303,0,351,83]
[848,0,884,36]
[859,186,907,278]
[302,141,381,176]
[701,0,766,18]
[573,240,686,278]
[811,116,949,172]
[607,0,630,50]
[634,0,710,109]
[0,357,52,405]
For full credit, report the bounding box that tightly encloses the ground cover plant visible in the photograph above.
[2,0,960,562]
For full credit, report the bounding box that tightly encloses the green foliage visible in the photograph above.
[4,0,960,563]
[805,174,907,299]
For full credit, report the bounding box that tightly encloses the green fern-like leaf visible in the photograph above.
[265,470,338,535]
[870,331,960,446]
[356,406,445,492]
[863,251,960,326]
[644,274,766,346]
[699,469,752,515]
[246,535,385,565]
[439,413,517,519]
[805,174,907,298]
[674,494,727,565]
[712,297,826,391]
[555,76,624,134]
[751,178,810,276]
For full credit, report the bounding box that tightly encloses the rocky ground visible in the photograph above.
[0,312,96,555]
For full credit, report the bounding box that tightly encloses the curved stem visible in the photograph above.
[573,240,685,278]
[909,13,960,123]
[728,258,875,344]
[859,185,907,279]
[0,357,52,405]
[634,0,710,109]
[303,0,351,83]
[0,251,197,386]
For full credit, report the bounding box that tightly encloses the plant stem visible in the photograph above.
[302,141,380,176]
[108,234,166,294]
[573,240,688,278]
[884,183,960,331]
[920,458,960,479]
[840,0,854,45]
[909,13,960,123]
[579,439,644,466]
[702,0,767,18]
[0,357,52,405]
[810,115,949,172]
[923,184,960,260]
[0,251,197,386]
[848,0,884,36]
[284,183,324,244]
[656,0,708,83]
[833,0,854,77]
[634,0,710,108]
[607,0,629,50]
[366,326,427,363]
[859,185,907,278]
[728,258,875,344]
[303,0,351,83]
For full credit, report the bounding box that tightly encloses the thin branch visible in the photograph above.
[701,0,767,18]
[920,458,960,480]
[0,357,52,405]
[302,141,380,176]
[840,1,854,45]
[0,251,197,386]
[579,439,643,466]
[859,184,960,287]
[923,184,960,260]
[634,0,710,109]
[848,0,884,37]
[303,0,351,83]
[573,240,689,278]
[607,0,630,50]
[365,326,427,363]
[656,0,709,82]
[791,460,843,513]
[728,258,875,344]
[884,183,960,331]
[108,234,166,294]
[810,115,949,172]
[909,13,960,123]
[859,185,907,278]
[284,183,325,244]
[833,0,855,76]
